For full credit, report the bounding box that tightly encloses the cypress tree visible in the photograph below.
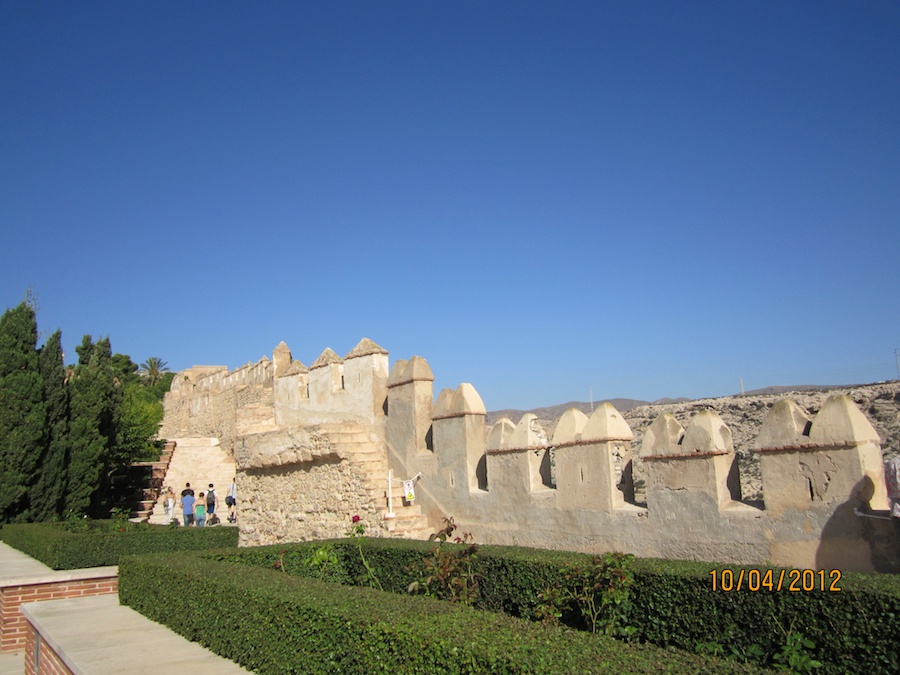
[32,330,69,521]
[0,303,47,524]
[66,336,107,515]
[65,336,122,516]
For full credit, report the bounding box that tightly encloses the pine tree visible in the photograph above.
[32,330,69,521]
[0,303,47,524]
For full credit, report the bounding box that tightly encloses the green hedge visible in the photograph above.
[626,558,900,675]
[1,521,238,569]
[119,550,762,674]
[207,539,900,673]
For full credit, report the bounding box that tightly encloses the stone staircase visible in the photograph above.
[148,438,237,524]
[127,441,175,521]
[138,428,431,537]
[325,425,433,540]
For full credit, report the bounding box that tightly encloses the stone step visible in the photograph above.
[330,436,377,446]
[169,438,221,446]
[384,503,423,518]
[148,436,236,520]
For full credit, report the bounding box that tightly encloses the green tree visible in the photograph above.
[65,336,121,516]
[111,353,140,386]
[0,303,47,524]
[139,357,169,386]
[74,334,94,366]
[117,383,164,463]
[147,370,176,400]
[32,330,69,521]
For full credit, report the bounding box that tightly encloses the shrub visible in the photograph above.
[1,520,238,569]
[208,539,900,673]
[119,550,762,674]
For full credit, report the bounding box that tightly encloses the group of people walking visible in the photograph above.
[162,479,237,526]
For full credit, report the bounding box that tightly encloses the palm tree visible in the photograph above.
[139,357,170,386]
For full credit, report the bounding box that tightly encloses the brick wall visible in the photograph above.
[24,622,72,675]
[1,574,117,653]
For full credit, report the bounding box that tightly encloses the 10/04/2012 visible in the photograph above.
[709,568,842,592]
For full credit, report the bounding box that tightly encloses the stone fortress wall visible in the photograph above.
[161,339,899,572]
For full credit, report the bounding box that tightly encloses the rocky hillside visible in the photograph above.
[488,381,900,502]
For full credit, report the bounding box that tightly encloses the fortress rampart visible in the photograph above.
[161,339,898,572]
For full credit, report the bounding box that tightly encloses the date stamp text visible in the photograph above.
[709,568,842,592]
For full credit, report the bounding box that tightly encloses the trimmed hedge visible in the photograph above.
[2,521,238,569]
[208,539,900,674]
[119,551,763,674]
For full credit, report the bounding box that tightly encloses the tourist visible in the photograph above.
[226,478,237,523]
[206,483,217,516]
[180,488,195,527]
[164,487,175,524]
[181,482,194,497]
[195,491,207,527]
[886,456,900,534]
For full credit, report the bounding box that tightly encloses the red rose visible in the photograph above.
[352,515,361,523]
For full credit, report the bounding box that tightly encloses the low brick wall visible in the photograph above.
[24,624,70,675]
[0,569,117,653]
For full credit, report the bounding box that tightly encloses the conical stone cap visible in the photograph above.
[310,348,343,370]
[344,338,388,360]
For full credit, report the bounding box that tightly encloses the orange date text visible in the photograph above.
[709,568,841,592]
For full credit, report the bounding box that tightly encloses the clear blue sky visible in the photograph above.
[2,1,899,410]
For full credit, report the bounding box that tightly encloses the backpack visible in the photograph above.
[207,490,216,507]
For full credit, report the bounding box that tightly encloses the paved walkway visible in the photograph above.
[0,541,53,581]
[0,652,22,675]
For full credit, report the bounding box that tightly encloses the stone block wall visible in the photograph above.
[386,363,894,572]
[162,339,898,572]
[234,426,384,546]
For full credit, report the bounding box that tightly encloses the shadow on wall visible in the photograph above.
[816,476,900,573]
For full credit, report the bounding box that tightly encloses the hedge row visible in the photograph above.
[208,538,900,674]
[1,521,238,569]
[119,551,762,674]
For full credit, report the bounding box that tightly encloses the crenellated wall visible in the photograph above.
[162,340,899,572]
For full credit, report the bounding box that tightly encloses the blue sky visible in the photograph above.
[2,1,899,410]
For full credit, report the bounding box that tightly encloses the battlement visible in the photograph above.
[161,340,897,572]
[383,356,893,572]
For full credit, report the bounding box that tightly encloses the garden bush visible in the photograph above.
[207,537,900,673]
[119,550,762,674]
[1,520,238,569]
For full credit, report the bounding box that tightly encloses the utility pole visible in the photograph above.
[895,349,900,380]
[589,386,594,412]
[740,377,744,396]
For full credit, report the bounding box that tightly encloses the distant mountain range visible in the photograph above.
[486,399,649,427]
[485,381,900,504]
[485,384,848,427]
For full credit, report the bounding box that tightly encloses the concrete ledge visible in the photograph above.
[21,595,250,674]
[1,565,117,589]
[1,544,119,654]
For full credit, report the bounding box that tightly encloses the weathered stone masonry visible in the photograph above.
[162,339,898,572]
